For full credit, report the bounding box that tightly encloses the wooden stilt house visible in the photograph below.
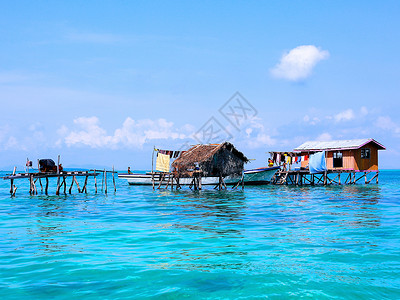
[172,142,249,179]
[294,138,385,171]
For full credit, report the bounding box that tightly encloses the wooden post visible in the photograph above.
[104,171,107,194]
[56,155,61,194]
[101,169,104,192]
[365,172,367,184]
[158,173,165,189]
[38,178,43,192]
[29,175,33,195]
[338,172,341,185]
[82,175,88,193]
[94,170,98,193]
[112,166,116,192]
[152,147,155,190]
[10,179,14,194]
[376,172,379,184]
[63,176,67,194]
[69,177,74,194]
[74,176,81,193]
[45,177,49,195]
[323,171,327,185]
[33,178,38,195]
[11,185,17,197]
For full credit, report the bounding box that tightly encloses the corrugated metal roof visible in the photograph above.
[294,138,386,151]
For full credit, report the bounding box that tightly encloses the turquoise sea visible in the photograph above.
[0,170,399,299]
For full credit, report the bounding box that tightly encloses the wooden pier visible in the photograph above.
[3,168,117,196]
[270,169,379,186]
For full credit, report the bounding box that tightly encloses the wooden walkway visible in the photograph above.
[3,169,117,196]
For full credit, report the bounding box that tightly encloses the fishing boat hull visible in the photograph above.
[243,166,280,185]
[118,173,241,186]
[119,166,280,186]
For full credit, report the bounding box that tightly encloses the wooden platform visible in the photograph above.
[3,169,117,196]
[270,169,379,185]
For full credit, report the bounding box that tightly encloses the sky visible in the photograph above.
[0,1,399,170]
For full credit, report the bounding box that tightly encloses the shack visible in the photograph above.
[171,142,249,189]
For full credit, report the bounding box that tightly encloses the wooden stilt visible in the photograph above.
[45,177,49,195]
[56,155,61,194]
[74,176,81,193]
[63,176,67,194]
[198,174,202,190]
[39,178,43,192]
[29,175,33,195]
[33,178,38,195]
[94,170,97,193]
[104,170,107,194]
[158,173,165,189]
[152,148,155,190]
[69,176,74,194]
[102,169,105,192]
[10,179,14,194]
[11,186,17,197]
[82,176,88,193]
[338,172,341,185]
[56,176,61,195]
[112,166,116,192]
[376,172,379,184]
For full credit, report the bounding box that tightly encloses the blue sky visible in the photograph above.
[0,1,399,170]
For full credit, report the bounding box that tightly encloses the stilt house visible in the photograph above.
[172,142,249,177]
[294,138,385,171]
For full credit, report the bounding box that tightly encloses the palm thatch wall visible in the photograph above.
[172,142,249,177]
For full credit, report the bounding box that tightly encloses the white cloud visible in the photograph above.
[360,106,368,116]
[303,114,321,125]
[61,116,191,149]
[334,109,355,122]
[271,45,329,81]
[237,117,276,148]
[375,116,400,134]
[316,133,332,141]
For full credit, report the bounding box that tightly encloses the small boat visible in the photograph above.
[118,166,280,186]
[242,166,281,185]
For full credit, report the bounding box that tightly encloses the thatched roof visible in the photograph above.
[172,142,249,177]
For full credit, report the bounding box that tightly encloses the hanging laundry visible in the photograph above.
[156,153,170,172]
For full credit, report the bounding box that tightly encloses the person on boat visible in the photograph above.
[128,167,132,174]
[268,158,274,167]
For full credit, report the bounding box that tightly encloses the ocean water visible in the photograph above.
[0,170,399,299]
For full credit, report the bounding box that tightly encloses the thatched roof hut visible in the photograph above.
[172,142,249,177]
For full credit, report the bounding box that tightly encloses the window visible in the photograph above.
[333,151,343,168]
[361,148,370,159]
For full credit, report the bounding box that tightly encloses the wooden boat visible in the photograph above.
[118,166,280,186]
[242,166,280,184]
